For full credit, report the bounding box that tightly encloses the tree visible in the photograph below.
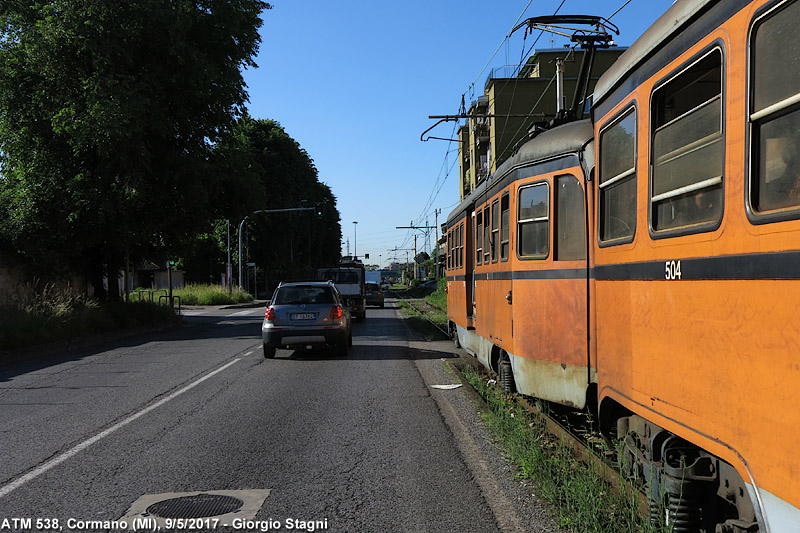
[0,0,270,298]
[232,117,341,289]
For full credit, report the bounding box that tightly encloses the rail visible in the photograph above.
[390,288,649,517]
[388,290,450,338]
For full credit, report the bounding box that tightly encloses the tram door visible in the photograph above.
[489,194,513,348]
[465,207,475,327]
[548,174,589,382]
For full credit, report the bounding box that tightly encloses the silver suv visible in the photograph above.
[261,281,352,358]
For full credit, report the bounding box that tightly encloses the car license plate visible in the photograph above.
[291,313,316,320]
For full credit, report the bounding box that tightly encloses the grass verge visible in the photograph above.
[460,364,656,533]
[1,292,180,353]
[396,302,449,341]
[169,284,253,305]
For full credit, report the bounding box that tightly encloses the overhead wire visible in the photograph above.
[415,0,542,231]
[466,0,537,96]
[606,0,633,21]
[409,0,598,258]
[494,0,567,169]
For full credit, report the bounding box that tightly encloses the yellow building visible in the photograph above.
[458,47,625,200]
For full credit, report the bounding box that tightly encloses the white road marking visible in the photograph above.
[0,358,241,499]
[230,309,261,317]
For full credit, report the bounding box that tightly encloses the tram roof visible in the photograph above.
[447,119,593,224]
[593,0,715,106]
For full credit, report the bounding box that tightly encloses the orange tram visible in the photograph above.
[444,0,800,531]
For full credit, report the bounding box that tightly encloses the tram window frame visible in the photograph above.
[649,46,725,237]
[517,182,550,260]
[598,106,637,246]
[475,211,483,266]
[483,205,491,264]
[748,0,800,222]
[500,193,510,262]
[491,199,500,263]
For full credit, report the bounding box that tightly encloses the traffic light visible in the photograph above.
[314,202,324,216]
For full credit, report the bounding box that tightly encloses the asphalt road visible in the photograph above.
[0,302,560,533]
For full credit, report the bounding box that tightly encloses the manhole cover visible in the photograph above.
[146,493,244,519]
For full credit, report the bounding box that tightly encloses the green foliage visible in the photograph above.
[232,117,342,286]
[425,278,448,310]
[461,366,657,533]
[0,0,270,295]
[171,284,253,306]
[0,287,179,352]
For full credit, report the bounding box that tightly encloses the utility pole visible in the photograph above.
[390,247,414,284]
[414,235,417,279]
[434,209,441,283]
[396,223,437,280]
[227,220,231,294]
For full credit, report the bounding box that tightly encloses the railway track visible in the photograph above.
[387,290,450,338]
[390,290,649,520]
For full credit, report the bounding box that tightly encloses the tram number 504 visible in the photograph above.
[665,260,682,280]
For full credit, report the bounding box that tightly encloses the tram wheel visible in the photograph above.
[499,353,515,394]
[451,323,461,349]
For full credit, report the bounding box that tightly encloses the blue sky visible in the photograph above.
[242,0,675,269]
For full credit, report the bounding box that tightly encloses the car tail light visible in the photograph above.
[330,305,343,320]
[377,291,382,297]
[265,306,276,322]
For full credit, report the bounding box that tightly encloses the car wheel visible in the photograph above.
[348,328,353,347]
[263,343,276,359]
[379,302,384,308]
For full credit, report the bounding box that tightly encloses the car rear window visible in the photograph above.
[318,270,359,283]
[274,286,333,305]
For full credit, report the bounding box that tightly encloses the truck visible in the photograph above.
[316,261,366,321]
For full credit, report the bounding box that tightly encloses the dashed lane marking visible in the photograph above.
[0,359,241,499]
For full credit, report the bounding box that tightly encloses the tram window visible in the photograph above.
[454,227,458,269]
[454,225,459,269]
[475,211,483,265]
[517,183,549,258]
[491,200,500,262]
[651,49,723,232]
[751,0,800,213]
[459,223,464,268]
[483,205,491,264]
[446,232,450,270]
[500,193,510,261]
[556,175,586,260]
[448,230,453,270]
[599,109,636,242]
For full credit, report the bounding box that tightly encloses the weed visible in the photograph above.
[461,365,658,533]
[0,285,179,353]
[170,284,253,305]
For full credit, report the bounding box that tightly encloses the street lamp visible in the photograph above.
[353,221,358,259]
